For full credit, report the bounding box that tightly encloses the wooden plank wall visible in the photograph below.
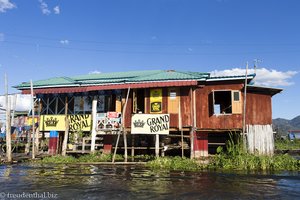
[246,92,272,125]
[195,83,244,129]
[180,87,192,127]
[123,83,273,129]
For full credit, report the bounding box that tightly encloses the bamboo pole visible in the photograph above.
[30,80,35,159]
[5,73,12,162]
[62,96,69,156]
[190,87,195,159]
[113,87,130,163]
[242,62,248,149]
[178,92,183,158]
[11,94,17,127]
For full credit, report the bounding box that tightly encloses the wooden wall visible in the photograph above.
[246,92,272,125]
[123,83,273,130]
[124,87,192,128]
[195,83,244,129]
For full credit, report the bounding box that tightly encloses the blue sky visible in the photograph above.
[0,0,299,119]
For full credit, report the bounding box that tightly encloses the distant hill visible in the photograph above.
[273,115,300,136]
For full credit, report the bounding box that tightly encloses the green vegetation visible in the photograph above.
[38,134,300,172]
[275,139,300,150]
[209,134,300,171]
[39,153,124,164]
[146,156,202,171]
[147,134,300,172]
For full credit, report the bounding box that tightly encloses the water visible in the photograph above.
[0,163,300,200]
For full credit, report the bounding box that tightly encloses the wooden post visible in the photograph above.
[155,134,159,157]
[112,131,121,163]
[123,88,130,163]
[25,131,31,154]
[178,93,184,158]
[35,128,40,153]
[190,128,194,159]
[190,88,195,159]
[30,80,35,159]
[62,96,69,156]
[11,94,17,127]
[113,87,130,163]
[5,74,12,162]
[91,99,98,152]
[131,135,135,161]
[243,62,248,149]
[123,130,128,162]
[161,142,165,157]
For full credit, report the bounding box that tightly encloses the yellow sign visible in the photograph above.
[68,114,92,131]
[40,114,92,131]
[26,117,39,126]
[150,88,162,113]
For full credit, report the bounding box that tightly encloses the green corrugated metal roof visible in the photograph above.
[14,69,253,90]
[130,70,209,82]
[73,70,163,81]
[17,77,75,88]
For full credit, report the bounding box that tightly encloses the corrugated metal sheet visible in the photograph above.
[15,70,213,90]
[21,80,198,94]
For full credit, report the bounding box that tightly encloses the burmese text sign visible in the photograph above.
[131,114,169,134]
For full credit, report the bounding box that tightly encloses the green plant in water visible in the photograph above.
[146,156,203,171]
[38,153,124,163]
[210,133,300,171]
[275,139,300,150]
[40,155,77,164]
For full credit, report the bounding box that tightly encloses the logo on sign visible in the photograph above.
[133,119,145,128]
[45,117,59,127]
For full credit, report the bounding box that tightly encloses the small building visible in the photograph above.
[288,130,300,141]
[14,70,282,157]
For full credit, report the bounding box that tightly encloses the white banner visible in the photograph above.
[131,114,170,134]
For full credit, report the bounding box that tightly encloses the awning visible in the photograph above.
[246,85,283,96]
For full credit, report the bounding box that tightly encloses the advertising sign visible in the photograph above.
[40,114,92,131]
[131,114,169,134]
[96,112,121,130]
[150,88,163,113]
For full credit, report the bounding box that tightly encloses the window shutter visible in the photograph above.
[231,91,242,114]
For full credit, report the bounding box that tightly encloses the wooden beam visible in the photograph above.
[30,80,36,159]
[5,73,12,162]
[91,99,98,152]
[62,96,69,156]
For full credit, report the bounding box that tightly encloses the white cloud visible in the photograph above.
[0,0,15,13]
[53,5,60,14]
[39,0,50,15]
[60,39,69,45]
[89,70,101,74]
[0,94,31,112]
[210,67,298,87]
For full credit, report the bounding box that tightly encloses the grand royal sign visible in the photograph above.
[131,114,170,134]
[39,114,92,131]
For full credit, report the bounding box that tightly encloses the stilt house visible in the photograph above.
[14,70,282,157]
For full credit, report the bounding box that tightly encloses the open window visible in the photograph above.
[133,89,145,113]
[210,90,242,115]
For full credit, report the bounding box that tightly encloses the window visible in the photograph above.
[133,89,145,113]
[168,88,180,113]
[210,90,242,115]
